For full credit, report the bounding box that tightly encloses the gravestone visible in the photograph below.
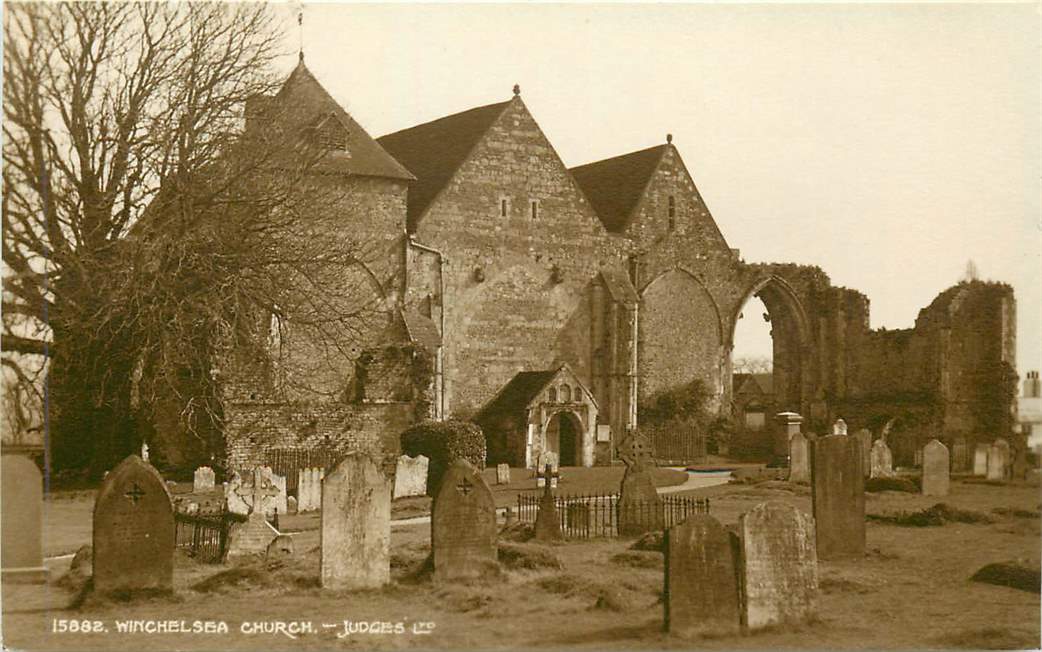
[987,440,1009,481]
[260,467,287,516]
[788,432,810,484]
[664,514,740,636]
[93,455,174,594]
[1,455,47,583]
[811,435,864,560]
[831,418,848,436]
[224,472,249,515]
[617,432,663,536]
[321,453,392,590]
[738,502,818,630]
[432,459,497,581]
[853,429,872,476]
[536,451,559,488]
[297,467,324,512]
[921,439,950,497]
[266,534,295,559]
[226,468,280,557]
[193,466,215,493]
[496,463,511,485]
[870,439,894,478]
[287,496,298,514]
[533,467,563,542]
[973,445,989,476]
[393,454,429,499]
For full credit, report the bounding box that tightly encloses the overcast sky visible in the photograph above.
[276,3,1041,376]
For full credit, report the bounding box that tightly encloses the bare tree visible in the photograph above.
[3,3,388,476]
[732,356,772,374]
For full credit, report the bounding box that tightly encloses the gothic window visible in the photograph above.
[560,383,572,402]
[548,387,558,403]
[668,195,676,231]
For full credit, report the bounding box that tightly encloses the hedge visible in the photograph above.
[400,419,486,496]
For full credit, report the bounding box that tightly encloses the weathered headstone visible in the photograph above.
[536,451,559,488]
[831,418,848,436]
[432,459,497,581]
[224,472,249,515]
[738,502,818,630]
[496,463,511,485]
[853,429,872,476]
[93,455,174,594]
[921,439,950,497]
[973,445,989,476]
[664,514,740,636]
[870,439,894,478]
[533,467,563,542]
[1,455,48,583]
[266,534,295,559]
[788,432,809,484]
[987,439,1009,481]
[287,496,298,514]
[321,453,391,590]
[393,454,429,499]
[811,435,864,560]
[193,466,216,493]
[297,467,324,512]
[617,433,663,536]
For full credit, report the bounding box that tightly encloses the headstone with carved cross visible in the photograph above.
[237,467,280,516]
[536,456,560,489]
[225,467,282,558]
[534,464,563,541]
[93,455,174,594]
[617,430,663,536]
[432,459,497,581]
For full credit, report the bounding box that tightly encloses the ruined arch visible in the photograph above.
[638,267,726,410]
[727,274,811,416]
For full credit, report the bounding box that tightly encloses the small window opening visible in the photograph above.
[530,200,539,219]
[500,198,508,217]
[668,195,676,231]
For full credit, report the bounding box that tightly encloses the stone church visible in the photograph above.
[218,59,1017,473]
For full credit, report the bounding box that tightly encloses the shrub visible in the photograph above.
[400,419,486,496]
[867,503,994,527]
[970,562,1040,594]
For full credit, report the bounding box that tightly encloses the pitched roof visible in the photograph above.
[477,369,559,420]
[377,101,512,232]
[401,310,442,351]
[569,145,668,232]
[258,61,413,181]
[734,372,774,396]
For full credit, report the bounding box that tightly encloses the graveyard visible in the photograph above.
[2,443,1039,652]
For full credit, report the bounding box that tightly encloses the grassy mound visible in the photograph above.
[970,562,1041,594]
[497,542,562,570]
[868,503,994,527]
[865,477,918,493]
[610,551,662,569]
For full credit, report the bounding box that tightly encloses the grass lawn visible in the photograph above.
[5,475,1039,651]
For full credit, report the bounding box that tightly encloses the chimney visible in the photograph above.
[1024,371,1041,398]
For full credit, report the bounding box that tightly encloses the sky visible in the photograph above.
[274,2,1041,375]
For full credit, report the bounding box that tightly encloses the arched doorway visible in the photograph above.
[545,412,582,466]
[728,275,810,417]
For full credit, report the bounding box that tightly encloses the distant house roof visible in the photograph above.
[401,310,442,351]
[734,373,774,396]
[569,144,668,233]
[255,61,414,181]
[377,100,512,232]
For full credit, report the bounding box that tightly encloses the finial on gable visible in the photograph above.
[513,84,521,97]
[666,133,673,144]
